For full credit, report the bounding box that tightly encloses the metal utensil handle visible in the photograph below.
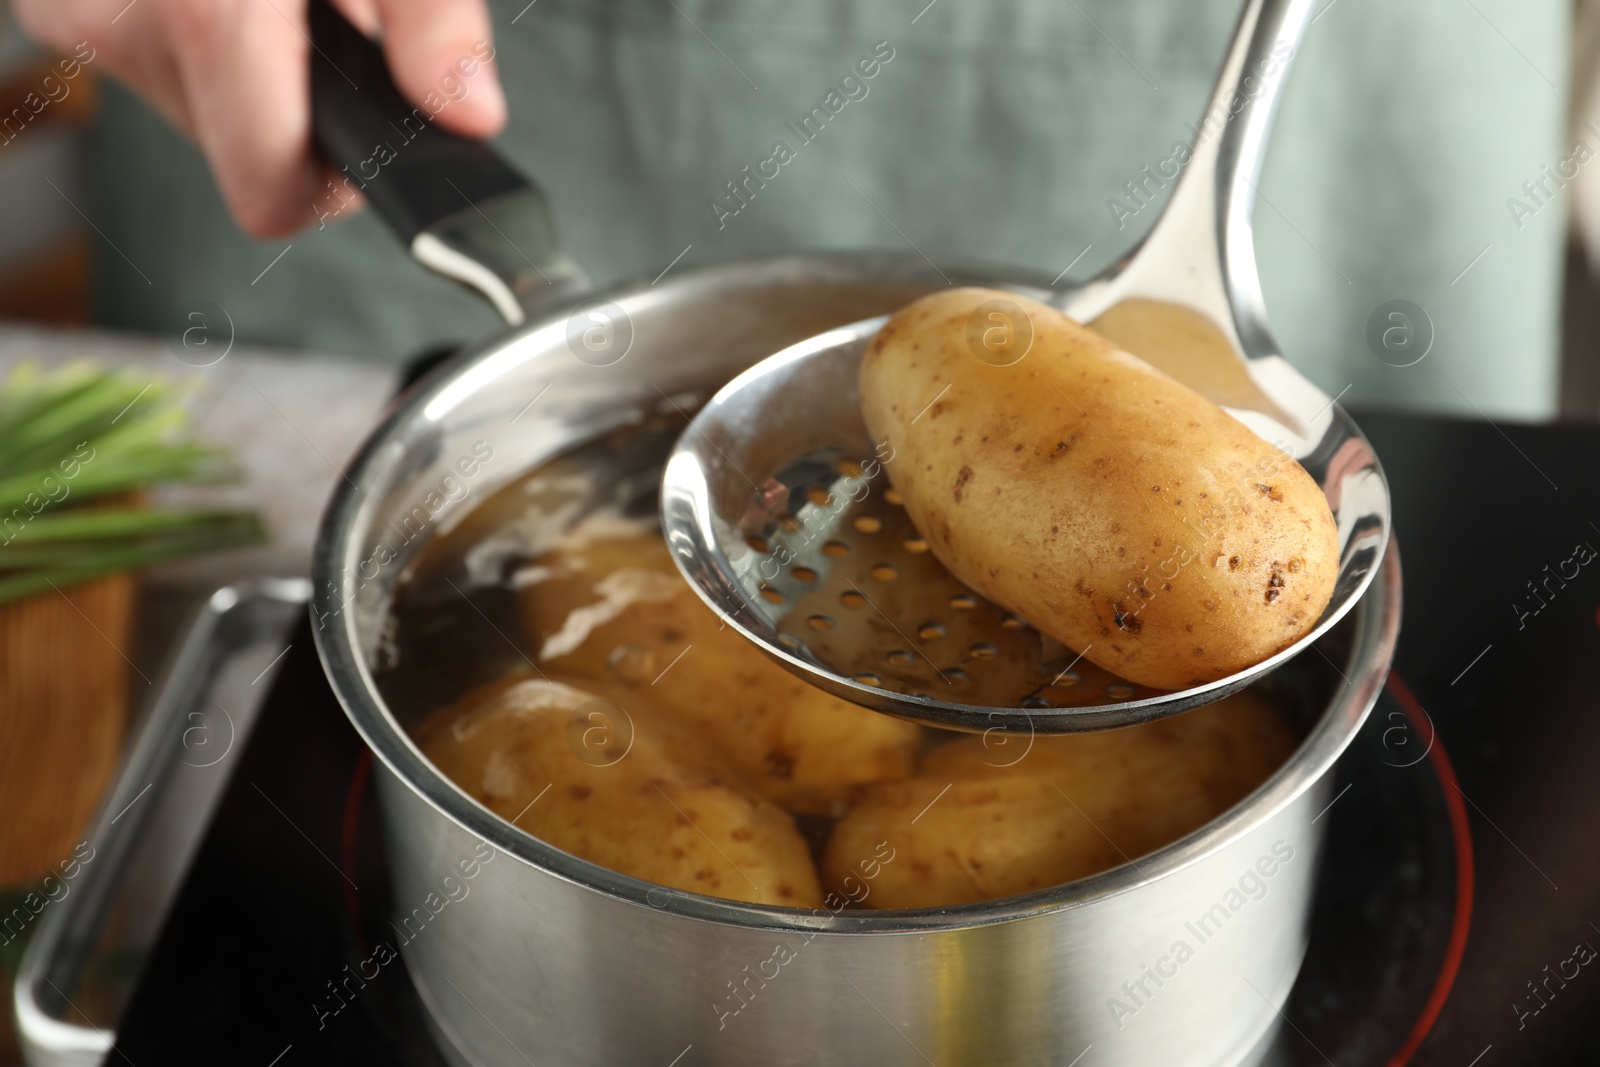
[13,581,310,1067]
[1202,0,1313,266]
[1087,0,1314,333]
[307,0,587,325]
[1205,0,1315,362]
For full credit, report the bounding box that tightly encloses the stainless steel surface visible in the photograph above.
[15,581,309,1067]
[308,0,1401,1059]
[658,0,1391,731]
[311,250,1400,1066]
[411,187,589,327]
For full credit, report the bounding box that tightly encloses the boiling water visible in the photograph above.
[375,414,1326,887]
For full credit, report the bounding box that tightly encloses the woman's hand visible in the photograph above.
[14,0,506,236]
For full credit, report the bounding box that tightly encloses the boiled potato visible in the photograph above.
[822,689,1297,908]
[859,288,1339,690]
[921,686,1296,806]
[416,673,823,907]
[516,525,922,815]
[826,777,1123,908]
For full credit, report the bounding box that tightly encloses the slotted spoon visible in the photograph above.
[661,0,1390,732]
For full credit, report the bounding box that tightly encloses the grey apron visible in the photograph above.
[82,0,1566,418]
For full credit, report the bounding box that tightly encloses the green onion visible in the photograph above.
[0,364,267,606]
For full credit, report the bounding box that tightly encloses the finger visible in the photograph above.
[162,0,322,236]
[371,0,505,138]
[14,0,196,135]
[312,159,367,226]
[330,0,382,36]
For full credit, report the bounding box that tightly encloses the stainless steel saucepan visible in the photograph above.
[307,0,1401,1063]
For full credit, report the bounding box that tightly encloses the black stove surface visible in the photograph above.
[107,409,1600,1067]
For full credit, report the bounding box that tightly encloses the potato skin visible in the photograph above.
[822,688,1297,909]
[416,673,823,908]
[859,287,1339,689]
[517,529,922,815]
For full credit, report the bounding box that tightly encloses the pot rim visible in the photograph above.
[311,252,1402,935]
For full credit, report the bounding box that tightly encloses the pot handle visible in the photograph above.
[307,0,588,325]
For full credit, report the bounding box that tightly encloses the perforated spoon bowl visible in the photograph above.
[661,0,1391,733]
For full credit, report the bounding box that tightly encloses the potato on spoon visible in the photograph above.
[858,287,1339,690]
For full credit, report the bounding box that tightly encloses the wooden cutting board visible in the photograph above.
[0,571,134,886]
